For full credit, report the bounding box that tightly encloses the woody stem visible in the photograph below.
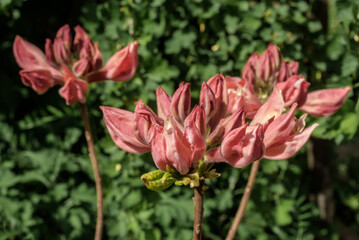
[79,103,104,240]
[193,179,205,240]
[225,160,260,240]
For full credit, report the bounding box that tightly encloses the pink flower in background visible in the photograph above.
[205,87,318,167]
[13,24,138,104]
[227,43,351,118]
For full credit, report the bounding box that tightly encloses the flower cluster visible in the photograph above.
[101,73,320,189]
[13,25,138,105]
[227,43,351,118]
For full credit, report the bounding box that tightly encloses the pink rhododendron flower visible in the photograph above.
[13,24,139,104]
[227,43,350,118]
[102,74,318,174]
[102,74,262,174]
[205,87,318,166]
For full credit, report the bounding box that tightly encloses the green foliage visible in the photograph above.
[0,0,358,239]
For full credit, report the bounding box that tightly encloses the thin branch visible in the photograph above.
[225,160,261,240]
[79,103,104,240]
[193,180,205,240]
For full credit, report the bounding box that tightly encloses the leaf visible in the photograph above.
[274,199,294,226]
[341,54,359,76]
[165,30,197,54]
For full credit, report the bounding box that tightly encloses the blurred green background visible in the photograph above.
[1,0,359,239]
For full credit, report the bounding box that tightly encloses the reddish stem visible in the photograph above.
[225,160,260,240]
[79,103,104,240]
[193,180,205,240]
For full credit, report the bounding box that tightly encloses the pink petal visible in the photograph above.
[276,75,310,108]
[88,41,138,83]
[148,124,169,171]
[58,65,88,105]
[267,43,281,70]
[133,99,164,144]
[299,87,351,117]
[56,24,72,48]
[199,82,216,121]
[263,103,297,148]
[207,108,245,146]
[184,120,206,168]
[156,87,172,120]
[264,123,319,160]
[13,36,51,69]
[164,126,192,175]
[170,82,191,124]
[221,125,264,168]
[226,76,262,117]
[207,74,228,128]
[101,106,150,153]
[251,87,285,125]
[19,69,55,94]
[205,147,226,163]
[185,105,207,137]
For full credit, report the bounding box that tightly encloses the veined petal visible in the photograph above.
[185,105,206,137]
[199,82,216,121]
[56,24,72,48]
[134,99,164,144]
[88,41,138,83]
[19,69,55,94]
[156,87,172,120]
[276,75,310,108]
[207,74,228,128]
[13,36,51,69]
[184,120,206,168]
[170,82,191,124]
[58,65,88,105]
[205,147,226,163]
[148,125,169,171]
[164,126,192,175]
[299,87,351,117]
[251,87,285,125]
[264,123,319,160]
[101,106,150,153]
[220,125,264,168]
[207,108,245,146]
[263,103,297,148]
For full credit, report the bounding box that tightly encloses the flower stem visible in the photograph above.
[193,180,205,240]
[79,103,103,240]
[225,160,260,240]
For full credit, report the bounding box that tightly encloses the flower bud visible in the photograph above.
[53,38,72,65]
[170,82,191,124]
[185,105,206,137]
[72,58,92,76]
[207,74,228,129]
[199,82,216,121]
[45,39,55,64]
[156,87,172,120]
[256,51,274,83]
[56,24,72,49]
[267,43,281,70]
